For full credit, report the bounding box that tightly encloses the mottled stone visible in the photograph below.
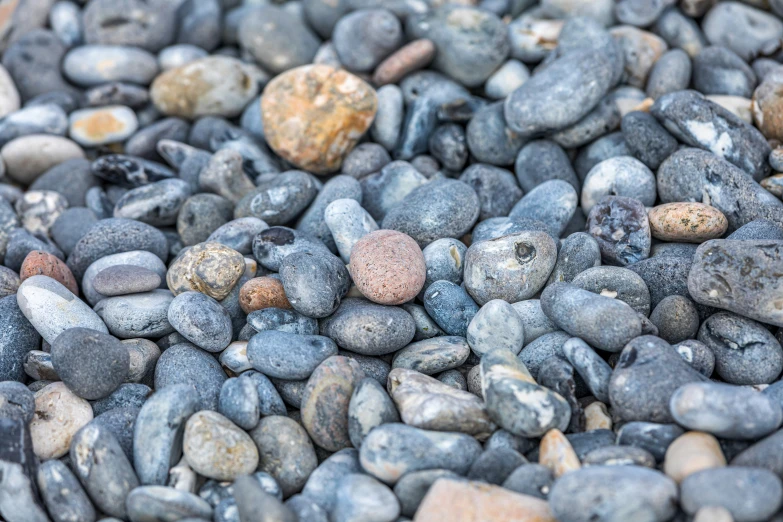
[587,195,651,266]
[37,459,96,522]
[93,265,161,297]
[648,203,727,243]
[250,415,318,497]
[392,336,470,376]
[30,382,92,460]
[183,411,258,481]
[167,242,244,300]
[467,299,525,357]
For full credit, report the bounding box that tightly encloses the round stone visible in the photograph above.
[51,328,130,400]
[183,410,259,481]
[168,291,232,353]
[92,265,162,297]
[239,277,291,314]
[1,134,84,185]
[664,431,726,484]
[648,203,728,243]
[349,230,425,306]
[261,65,377,175]
[68,106,139,146]
[30,382,93,460]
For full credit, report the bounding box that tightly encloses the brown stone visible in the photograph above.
[753,74,783,141]
[150,56,259,119]
[166,242,245,300]
[373,39,436,86]
[261,65,377,175]
[239,276,291,314]
[647,202,728,243]
[349,230,426,305]
[20,250,78,295]
[761,173,783,198]
[664,431,726,484]
[539,429,581,478]
[414,479,557,522]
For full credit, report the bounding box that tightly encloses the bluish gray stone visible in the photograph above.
[252,227,331,272]
[510,300,558,344]
[95,290,175,339]
[693,46,757,98]
[646,49,692,100]
[466,102,526,167]
[91,383,151,416]
[241,371,287,417]
[296,175,362,253]
[126,486,213,522]
[154,343,226,411]
[113,178,191,227]
[235,170,318,226]
[246,308,318,336]
[37,459,96,522]
[681,467,783,522]
[616,422,684,462]
[510,180,577,238]
[516,331,571,380]
[502,465,553,499]
[0,295,40,383]
[248,331,337,380]
[360,161,426,222]
[423,281,479,337]
[320,298,415,356]
[218,377,259,431]
[393,470,461,517]
[467,299,525,357]
[459,164,522,221]
[279,251,350,319]
[392,336,470,376]
[168,291,232,352]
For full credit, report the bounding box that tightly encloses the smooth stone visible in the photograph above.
[390,368,493,438]
[649,296,700,344]
[465,102,526,167]
[250,415,318,497]
[93,265,162,296]
[37,459,96,522]
[207,218,269,256]
[393,470,462,517]
[90,154,174,188]
[5,229,64,275]
[280,251,350,319]
[541,283,641,352]
[459,164,522,221]
[24,350,57,381]
[233,474,296,522]
[482,348,570,438]
[333,8,402,74]
[664,432,726,484]
[681,467,783,522]
[423,280,479,338]
[176,193,233,246]
[126,486,213,522]
[671,382,782,440]
[464,231,557,306]
[467,447,527,485]
[516,140,580,194]
[68,105,139,146]
[360,161,426,222]
[419,238,467,298]
[82,250,167,306]
[0,382,34,423]
[648,203,727,243]
[320,298,414,356]
[359,424,482,484]
[166,242,245,301]
[689,240,783,327]
[183,411,258,481]
[113,178,191,227]
[617,422,685,462]
[2,30,76,102]
[296,174,362,253]
[91,383,151,417]
[168,291,232,353]
[339,351,391,386]
[510,181,577,238]
[0,104,68,147]
[332,473,400,522]
[301,356,365,451]
[698,312,783,385]
[247,331,336,380]
[94,290,175,339]
[324,199,378,263]
[562,337,612,403]
[467,299,525,357]
[348,377,399,449]
[51,328,129,400]
[92,406,140,462]
[122,338,160,385]
[582,445,656,468]
[246,308,318,336]
[382,179,479,248]
[235,169,317,225]
[549,466,678,522]
[31,382,93,460]
[67,218,168,282]
[19,250,76,295]
[300,448,362,511]
[1,134,84,185]
[673,339,715,377]
[609,336,707,423]
[150,57,259,119]
[510,300,558,345]
[546,232,601,286]
[17,275,107,344]
[218,376,258,431]
[392,336,470,376]
[371,85,403,151]
[70,423,139,519]
[154,343,226,411]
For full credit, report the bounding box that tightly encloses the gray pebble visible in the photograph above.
[646,49,692,99]
[467,299,524,357]
[301,448,362,511]
[250,415,318,497]
[93,265,162,297]
[616,422,684,462]
[154,343,226,411]
[360,161,426,222]
[392,336,470,376]
[510,299,558,344]
[333,9,402,73]
[236,170,317,226]
[673,339,715,377]
[126,486,213,522]
[348,377,399,449]
[562,337,612,403]
[51,328,129,400]
[83,0,176,52]
[95,290,175,339]
[371,85,403,152]
[332,473,400,522]
[510,180,577,238]
[279,251,349,319]
[82,250,167,306]
[218,377,259,431]
[168,291,232,353]
[423,281,479,337]
[621,112,678,170]
[297,175,362,253]
[207,217,269,256]
[0,381,35,422]
[466,102,526,167]
[394,470,461,517]
[177,194,233,246]
[324,199,378,263]
[320,298,415,356]
[649,295,699,344]
[341,143,391,179]
[517,331,571,380]
[252,227,331,272]
[587,195,651,266]
[0,294,40,382]
[550,93,621,150]
[693,46,757,98]
[37,459,96,522]
[248,330,337,380]
[246,308,318,336]
[502,464,553,499]
[63,45,159,86]
[459,164,522,221]
[241,371,287,417]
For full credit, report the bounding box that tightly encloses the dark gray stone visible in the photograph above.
[320,298,415,356]
[154,343,226,411]
[51,328,129,400]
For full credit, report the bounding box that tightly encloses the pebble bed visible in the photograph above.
[2,1,783,521]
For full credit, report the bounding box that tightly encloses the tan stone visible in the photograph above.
[664,431,726,483]
[539,429,581,478]
[182,411,259,481]
[166,242,245,300]
[349,230,426,305]
[414,479,557,522]
[30,382,93,460]
[584,401,612,431]
[261,65,377,175]
[1,134,84,184]
[761,173,783,198]
[151,56,259,119]
[708,95,752,124]
[753,75,783,141]
[239,276,291,314]
[694,506,734,522]
[389,368,494,438]
[373,39,436,86]
[647,202,728,243]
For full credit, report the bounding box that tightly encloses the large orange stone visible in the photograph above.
[261,64,377,175]
[20,250,79,295]
[414,479,557,522]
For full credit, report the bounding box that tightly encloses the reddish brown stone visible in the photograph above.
[20,250,78,295]
[239,276,291,314]
[414,479,557,522]
[261,65,377,175]
[373,39,436,86]
[349,230,426,305]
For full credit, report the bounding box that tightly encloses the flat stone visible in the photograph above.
[94,290,175,339]
[93,265,162,296]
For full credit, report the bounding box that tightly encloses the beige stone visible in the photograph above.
[1,134,84,184]
[30,382,93,460]
[166,242,245,300]
[183,411,259,481]
[664,431,726,483]
[261,65,377,175]
[693,506,734,522]
[648,202,728,243]
[584,401,612,431]
[414,479,557,522]
[539,429,581,478]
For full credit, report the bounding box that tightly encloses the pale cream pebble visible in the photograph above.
[664,431,726,484]
[30,382,93,460]
[584,401,612,431]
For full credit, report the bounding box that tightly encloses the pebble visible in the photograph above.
[183,411,258,481]
[95,289,175,339]
[392,336,470,376]
[2,30,76,101]
[689,240,783,327]
[250,415,318,497]
[671,382,782,440]
[246,307,318,337]
[0,103,68,148]
[460,164,522,221]
[681,467,783,522]
[51,327,129,400]
[466,102,526,167]
[467,299,525,357]
[168,291,232,353]
[93,264,161,296]
[510,180,577,238]
[247,330,336,380]
[83,250,167,306]
[568,266,646,315]
[30,382,93,460]
[664,431,726,484]
[674,339,715,377]
[280,251,350,319]
[70,422,139,520]
[332,473,400,522]
[333,8,402,74]
[390,368,493,438]
[261,65,376,175]
[301,356,364,451]
[235,169,317,225]
[348,377,399,449]
[151,56,258,119]
[19,249,77,294]
[373,39,436,87]
[617,422,685,462]
[547,232,601,286]
[69,105,139,146]
[239,277,290,314]
[587,195,651,266]
[37,459,96,522]
[324,199,378,263]
[359,423,482,484]
[321,298,415,356]
[1,134,84,185]
[167,242,245,300]
[698,312,783,384]
[562,337,612,403]
[154,343,226,411]
[126,486,213,522]
[649,296,700,344]
[177,193,233,246]
[349,230,425,305]
[296,174,362,252]
[464,231,557,306]
[423,281,479,337]
[610,336,707,423]
[648,202,728,243]
[540,429,581,478]
[16,190,68,237]
[549,466,678,522]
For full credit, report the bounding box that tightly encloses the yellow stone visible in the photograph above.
[664,431,726,483]
[261,64,377,175]
[539,429,581,478]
